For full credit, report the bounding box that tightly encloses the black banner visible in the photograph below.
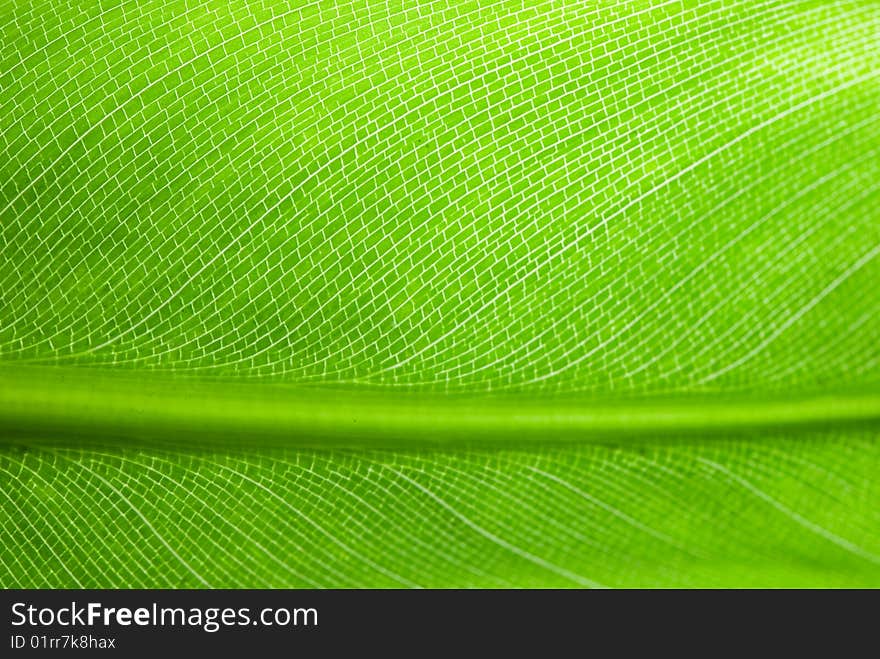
[1,589,874,654]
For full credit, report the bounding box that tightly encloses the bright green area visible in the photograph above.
[0,0,878,586]
[4,431,880,588]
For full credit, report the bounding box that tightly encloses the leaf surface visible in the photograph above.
[1,0,879,587]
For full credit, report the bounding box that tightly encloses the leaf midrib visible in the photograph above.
[1,364,878,449]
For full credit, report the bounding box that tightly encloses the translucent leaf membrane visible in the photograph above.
[3,429,880,588]
[1,0,878,587]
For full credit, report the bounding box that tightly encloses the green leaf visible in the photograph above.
[1,0,879,587]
